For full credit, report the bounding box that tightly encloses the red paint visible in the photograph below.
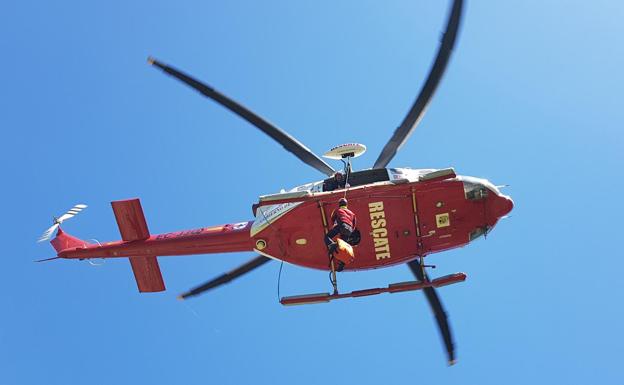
[48,173,513,289]
[56,222,254,260]
[252,178,512,271]
[129,256,166,293]
[112,199,150,241]
[331,207,357,228]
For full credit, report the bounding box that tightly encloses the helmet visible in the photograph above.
[339,198,348,207]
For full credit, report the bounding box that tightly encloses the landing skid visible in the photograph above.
[280,272,466,306]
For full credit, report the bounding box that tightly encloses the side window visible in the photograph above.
[463,181,488,201]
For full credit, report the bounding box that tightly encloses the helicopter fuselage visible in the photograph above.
[251,167,513,270]
[54,167,512,273]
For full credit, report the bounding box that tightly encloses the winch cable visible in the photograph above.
[260,205,286,303]
[341,156,353,200]
[326,154,353,289]
[276,261,284,302]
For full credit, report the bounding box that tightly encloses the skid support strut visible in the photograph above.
[329,256,338,295]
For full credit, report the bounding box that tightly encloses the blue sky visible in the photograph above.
[2,1,623,384]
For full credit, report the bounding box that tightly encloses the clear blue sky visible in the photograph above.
[2,1,623,384]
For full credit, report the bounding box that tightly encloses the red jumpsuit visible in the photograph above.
[325,207,357,267]
[326,207,356,243]
[331,207,357,229]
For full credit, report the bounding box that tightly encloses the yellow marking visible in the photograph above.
[376,252,391,260]
[436,213,450,228]
[295,238,307,245]
[369,201,391,260]
[255,239,267,250]
[319,202,329,234]
[411,189,421,237]
[202,226,224,233]
[372,228,387,237]
[368,201,384,212]
[371,218,386,228]
[374,238,388,248]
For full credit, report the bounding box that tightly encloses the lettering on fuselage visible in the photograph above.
[369,201,391,260]
[155,228,205,240]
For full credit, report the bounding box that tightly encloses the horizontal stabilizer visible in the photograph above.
[112,199,150,241]
[112,199,165,292]
[130,256,165,293]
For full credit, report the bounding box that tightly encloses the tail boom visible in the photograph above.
[49,198,255,294]
[55,223,255,260]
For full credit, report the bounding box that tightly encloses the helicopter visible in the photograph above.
[38,0,514,365]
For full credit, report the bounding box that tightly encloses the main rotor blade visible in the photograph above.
[178,256,271,300]
[148,58,336,176]
[373,0,464,169]
[407,259,456,365]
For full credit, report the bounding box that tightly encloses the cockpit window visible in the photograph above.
[463,181,488,200]
[460,176,500,199]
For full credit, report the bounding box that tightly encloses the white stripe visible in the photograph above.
[254,248,290,264]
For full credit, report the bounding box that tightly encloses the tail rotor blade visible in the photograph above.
[178,256,271,300]
[37,223,59,243]
[57,204,87,223]
[37,204,87,242]
[408,259,456,365]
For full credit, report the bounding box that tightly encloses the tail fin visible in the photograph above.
[50,227,90,253]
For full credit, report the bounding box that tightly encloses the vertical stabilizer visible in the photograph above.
[50,228,89,253]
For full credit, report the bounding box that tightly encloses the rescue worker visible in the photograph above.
[324,171,347,192]
[325,198,358,271]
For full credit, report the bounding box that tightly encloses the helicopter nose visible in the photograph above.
[493,194,514,218]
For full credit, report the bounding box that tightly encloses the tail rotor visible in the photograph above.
[37,204,87,242]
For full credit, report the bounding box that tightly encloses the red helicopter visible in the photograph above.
[38,0,513,364]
